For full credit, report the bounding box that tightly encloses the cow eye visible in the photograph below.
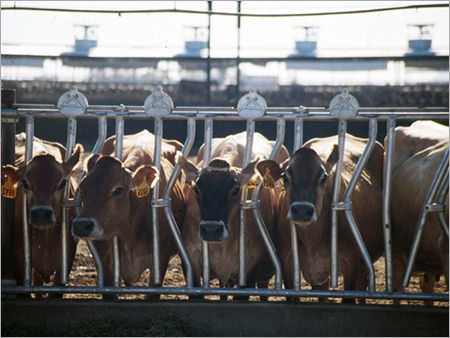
[57,179,67,190]
[112,186,124,198]
[320,174,328,185]
[22,179,31,191]
[230,186,240,198]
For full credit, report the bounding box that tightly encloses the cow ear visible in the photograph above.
[237,158,259,185]
[86,153,100,173]
[132,165,159,190]
[62,144,83,175]
[256,160,284,182]
[325,144,339,172]
[177,151,199,185]
[2,165,20,185]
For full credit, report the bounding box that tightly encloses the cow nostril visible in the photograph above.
[291,206,299,216]
[306,208,314,217]
[45,210,52,219]
[30,210,38,218]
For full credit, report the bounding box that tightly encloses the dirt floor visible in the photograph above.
[59,240,449,306]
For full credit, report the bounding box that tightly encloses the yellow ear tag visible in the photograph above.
[246,176,259,189]
[135,175,151,198]
[2,175,17,199]
[263,168,275,189]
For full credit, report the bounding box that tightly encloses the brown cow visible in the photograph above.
[179,131,289,295]
[1,133,82,295]
[257,134,384,303]
[389,121,449,301]
[71,130,185,295]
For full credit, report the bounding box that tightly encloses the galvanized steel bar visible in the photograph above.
[402,149,450,288]
[163,118,196,288]
[293,118,304,151]
[86,241,104,287]
[60,117,77,285]
[92,115,107,154]
[250,119,285,290]
[330,120,347,287]
[239,120,255,287]
[113,116,125,288]
[21,116,34,287]
[437,174,449,237]
[382,119,395,292]
[151,118,163,286]
[2,285,448,302]
[202,118,213,288]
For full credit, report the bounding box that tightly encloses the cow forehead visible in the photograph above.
[82,157,129,190]
[26,155,64,180]
[196,169,238,192]
[288,148,324,184]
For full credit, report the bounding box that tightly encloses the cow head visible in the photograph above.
[4,144,83,229]
[179,153,257,242]
[255,145,338,227]
[72,155,159,240]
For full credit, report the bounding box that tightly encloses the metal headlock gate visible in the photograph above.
[1,86,448,303]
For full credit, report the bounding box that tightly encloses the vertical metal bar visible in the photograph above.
[251,119,285,290]
[202,118,213,288]
[152,118,163,285]
[22,116,34,287]
[342,119,377,292]
[113,116,124,288]
[382,118,395,292]
[330,120,347,288]
[236,0,241,102]
[402,149,449,288]
[87,114,107,288]
[291,117,304,291]
[163,118,196,288]
[206,1,212,105]
[437,174,449,237]
[60,117,77,285]
[239,120,255,287]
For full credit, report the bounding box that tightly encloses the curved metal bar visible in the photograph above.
[437,174,449,237]
[293,118,304,152]
[250,119,285,290]
[402,149,449,288]
[239,120,255,287]
[21,116,34,287]
[201,118,213,288]
[163,118,196,288]
[330,120,347,287]
[91,115,107,154]
[60,117,77,285]
[382,118,395,292]
[87,241,104,287]
[113,116,125,288]
[151,118,163,286]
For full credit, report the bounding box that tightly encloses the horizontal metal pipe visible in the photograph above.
[163,118,196,288]
[402,149,450,288]
[2,286,448,301]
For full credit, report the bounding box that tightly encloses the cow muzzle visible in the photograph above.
[199,220,229,242]
[29,205,56,229]
[288,201,317,225]
[72,217,103,239]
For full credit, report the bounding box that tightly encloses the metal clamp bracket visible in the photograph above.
[151,198,172,208]
[63,196,82,208]
[332,201,352,211]
[240,200,261,210]
[237,90,267,119]
[329,88,359,119]
[57,86,89,116]
[144,86,174,116]
[425,203,445,212]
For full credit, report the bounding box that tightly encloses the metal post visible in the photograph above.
[236,0,241,102]
[113,116,124,288]
[239,120,255,288]
[60,117,77,285]
[163,118,196,288]
[151,118,163,285]
[92,115,107,154]
[402,149,449,288]
[22,116,34,287]
[291,117,304,291]
[330,120,346,288]
[250,119,285,290]
[342,119,377,292]
[206,1,212,105]
[382,118,395,292]
[437,174,449,237]
[202,118,213,288]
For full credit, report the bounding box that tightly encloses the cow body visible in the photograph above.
[72,130,185,289]
[180,131,289,289]
[389,121,449,295]
[2,133,81,290]
[257,133,384,301]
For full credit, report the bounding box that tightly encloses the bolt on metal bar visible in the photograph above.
[290,118,304,291]
[402,149,450,288]
[202,118,213,288]
[113,116,125,288]
[163,118,196,288]
[239,120,255,287]
[60,117,77,285]
[436,174,449,237]
[152,118,163,286]
[330,120,347,287]
[250,119,285,290]
[382,119,396,292]
[342,119,377,292]
[21,116,34,287]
